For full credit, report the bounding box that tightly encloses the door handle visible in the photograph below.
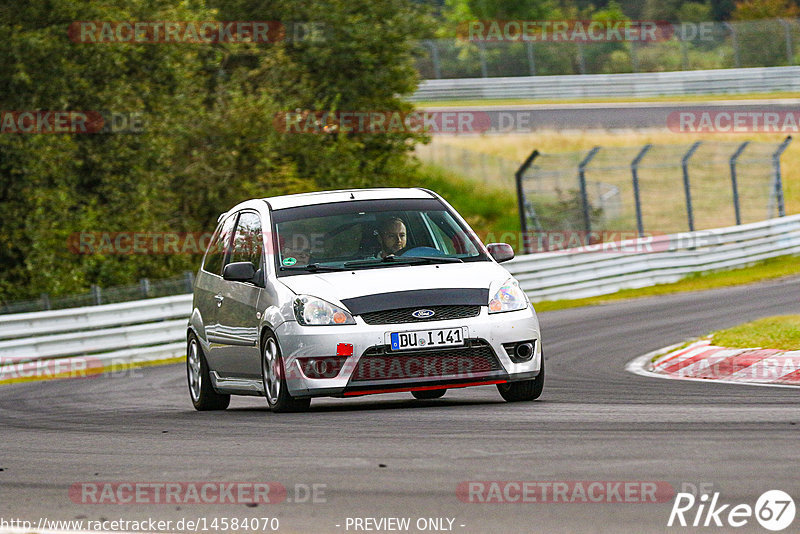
[214,294,224,307]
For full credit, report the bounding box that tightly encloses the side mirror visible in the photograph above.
[222,261,257,283]
[486,243,515,263]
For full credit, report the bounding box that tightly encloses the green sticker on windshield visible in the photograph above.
[282,257,297,266]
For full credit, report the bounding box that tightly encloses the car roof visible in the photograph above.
[262,188,435,210]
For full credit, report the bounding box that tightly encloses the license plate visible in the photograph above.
[389,327,466,351]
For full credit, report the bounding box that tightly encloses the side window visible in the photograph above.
[202,215,236,275]
[228,212,264,269]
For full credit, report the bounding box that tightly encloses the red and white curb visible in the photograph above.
[626,339,800,388]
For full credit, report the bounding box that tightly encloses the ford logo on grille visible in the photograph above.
[411,309,435,319]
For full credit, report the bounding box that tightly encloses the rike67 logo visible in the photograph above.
[668,490,795,531]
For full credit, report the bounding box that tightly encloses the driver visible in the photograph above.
[376,217,407,258]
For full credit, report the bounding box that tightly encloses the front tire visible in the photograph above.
[412,389,446,400]
[261,333,311,413]
[187,333,230,411]
[497,355,545,402]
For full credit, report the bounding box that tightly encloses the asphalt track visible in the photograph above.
[423,99,800,131]
[1,277,799,533]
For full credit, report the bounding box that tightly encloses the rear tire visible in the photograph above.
[497,355,545,402]
[261,333,311,413]
[187,333,230,411]
[412,389,446,400]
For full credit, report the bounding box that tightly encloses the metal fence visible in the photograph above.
[516,138,792,252]
[417,19,800,79]
[0,272,196,315]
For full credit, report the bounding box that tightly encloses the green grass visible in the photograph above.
[533,255,800,312]
[413,163,521,239]
[413,91,800,108]
[711,315,800,351]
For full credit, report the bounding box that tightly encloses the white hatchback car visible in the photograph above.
[187,188,543,412]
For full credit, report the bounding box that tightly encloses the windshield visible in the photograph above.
[271,198,488,276]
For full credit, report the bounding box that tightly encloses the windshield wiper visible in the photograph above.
[403,255,463,263]
[344,255,463,268]
[343,256,398,268]
[279,263,347,272]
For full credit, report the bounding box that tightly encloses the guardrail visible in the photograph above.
[410,66,800,101]
[0,295,191,378]
[0,294,192,341]
[1,215,798,378]
[505,214,800,301]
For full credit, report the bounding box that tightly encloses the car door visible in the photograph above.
[197,214,237,369]
[213,210,265,378]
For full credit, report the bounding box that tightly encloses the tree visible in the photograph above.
[732,0,800,19]
[0,0,221,299]
[0,0,432,301]
[677,2,714,22]
[712,0,737,20]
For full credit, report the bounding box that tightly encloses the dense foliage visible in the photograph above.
[2,0,799,301]
[423,1,800,76]
[0,0,431,301]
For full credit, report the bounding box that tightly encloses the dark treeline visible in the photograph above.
[2,0,798,302]
[0,0,432,301]
[434,1,800,22]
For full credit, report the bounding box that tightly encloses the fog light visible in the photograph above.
[503,340,536,363]
[297,356,347,378]
[515,342,533,360]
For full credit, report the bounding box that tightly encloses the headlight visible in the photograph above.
[488,279,528,313]
[293,295,356,326]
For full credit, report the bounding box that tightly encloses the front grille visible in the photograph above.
[350,339,502,382]
[360,305,481,325]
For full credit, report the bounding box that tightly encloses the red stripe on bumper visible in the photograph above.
[343,379,507,397]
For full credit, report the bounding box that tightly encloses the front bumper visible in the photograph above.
[274,305,541,398]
